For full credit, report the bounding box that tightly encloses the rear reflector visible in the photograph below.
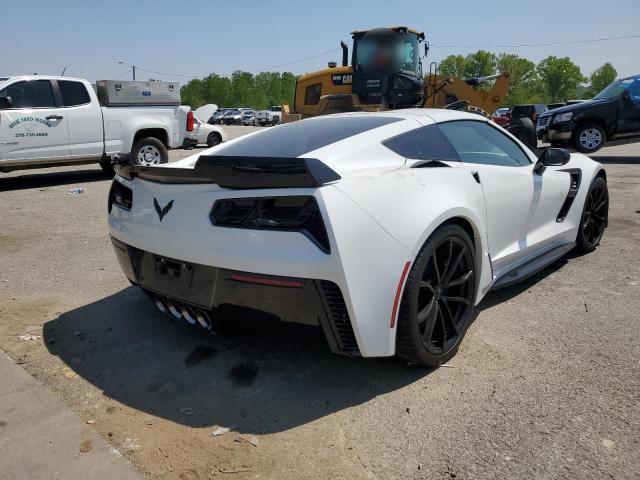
[187,111,194,132]
[390,261,411,328]
[230,274,304,288]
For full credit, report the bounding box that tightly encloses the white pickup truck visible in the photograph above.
[253,105,282,126]
[0,76,194,173]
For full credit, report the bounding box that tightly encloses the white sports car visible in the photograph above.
[108,109,608,366]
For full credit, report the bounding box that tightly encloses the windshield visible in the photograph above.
[242,111,254,116]
[354,31,421,75]
[594,78,637,100]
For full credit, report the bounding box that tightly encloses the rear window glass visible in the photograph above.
[215,116,402,157]
[59,80,91,106]
[383,124,460,161]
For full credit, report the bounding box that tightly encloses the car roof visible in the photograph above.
[327,108,489,124]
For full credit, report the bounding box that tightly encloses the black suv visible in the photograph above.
[509,104,548,124]
[536,74,640,153]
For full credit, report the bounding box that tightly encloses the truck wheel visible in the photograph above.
[99,161,115,175]
[206,132,222,147]
[574,123,605,153]
[271,117,279,126]
[132,137,168,166]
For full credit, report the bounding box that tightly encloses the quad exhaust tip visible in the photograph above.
[154,296,167,313]
[165,300,182,320]
[181,305,197,325]
[195,309,213,331]
[153,295,214,331]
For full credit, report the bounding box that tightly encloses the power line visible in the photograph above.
[431,34,640,49]
[112,68,132,79]
[250,46,346,73]
[134,66,198,78]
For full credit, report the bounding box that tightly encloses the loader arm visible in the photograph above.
[424,71,511,114]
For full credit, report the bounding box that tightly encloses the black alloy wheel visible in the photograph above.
[396,224,476,366]
[577,176,608,252]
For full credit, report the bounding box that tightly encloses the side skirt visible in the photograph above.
[490,242,576,290]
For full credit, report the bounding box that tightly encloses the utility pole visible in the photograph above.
[118,61,136,81]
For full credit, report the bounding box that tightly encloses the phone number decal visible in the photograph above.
[15,132,49,138]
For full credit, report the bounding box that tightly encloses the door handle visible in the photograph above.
[46,115,63,120]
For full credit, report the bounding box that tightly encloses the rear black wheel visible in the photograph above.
[207,132,222,148]
[396,224,476,366]
[576,176,608,252]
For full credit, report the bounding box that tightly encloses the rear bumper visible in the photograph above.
[111,236,359,355]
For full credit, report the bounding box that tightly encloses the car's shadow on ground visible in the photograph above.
[44,255,571,434]
[0,168,112,192]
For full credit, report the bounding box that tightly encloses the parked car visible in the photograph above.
[254,106,282,126]
[492,108,510,128]
[186,117,227,147]
[222,109,242,125]
[109,109,608,366]
[241,109,255,126]
[547,103,565,110]
[208,109,228,125]
[0,76,193,172]
[537,74,640,152]
[510,104,548,125]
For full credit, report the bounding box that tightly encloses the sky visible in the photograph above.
[2,0,639,84]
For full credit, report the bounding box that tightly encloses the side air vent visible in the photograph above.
[557,169,582,222]
[318,281,359,355]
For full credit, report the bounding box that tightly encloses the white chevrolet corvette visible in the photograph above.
[108,109,608,366]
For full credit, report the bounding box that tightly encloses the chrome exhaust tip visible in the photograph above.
[165,300,182,320]
[181,305,197,325]
[154,296,167,313]
[195,309,213,331]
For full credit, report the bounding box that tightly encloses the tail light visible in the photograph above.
[532,112,539,122]
[187,111,194,132]
[211,196,330,253]
[108,180,132,213]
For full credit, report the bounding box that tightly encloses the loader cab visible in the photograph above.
[351,27,425,108]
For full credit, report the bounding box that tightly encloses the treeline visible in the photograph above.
[438,51,618,106]
[181,71,297,110]
[180,54,619,109]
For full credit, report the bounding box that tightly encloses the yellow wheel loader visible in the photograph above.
[282,26,509,120]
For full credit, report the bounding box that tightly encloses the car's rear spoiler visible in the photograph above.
[113,155,341,189]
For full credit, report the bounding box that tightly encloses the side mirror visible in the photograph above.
[0,96,13,109]
[534,148,570,174]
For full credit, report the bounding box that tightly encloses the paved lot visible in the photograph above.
[0,130,638,479]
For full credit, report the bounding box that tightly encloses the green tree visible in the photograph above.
[438,54,466,77]
[589,62,617,96]
[463,50,497,78]
[496,53,538,106]
[537,56,586,103]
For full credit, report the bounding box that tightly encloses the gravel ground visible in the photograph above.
[0,129,638,479]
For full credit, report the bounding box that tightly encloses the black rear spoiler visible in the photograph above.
[113,155,341,189]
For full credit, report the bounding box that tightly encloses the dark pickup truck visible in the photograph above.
[536,74,640,153]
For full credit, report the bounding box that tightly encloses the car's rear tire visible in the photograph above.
[131,137,168,166]
[576,176,608,253]
[574,123,605,153]
[206,132,222,148]
[396,224,477,366]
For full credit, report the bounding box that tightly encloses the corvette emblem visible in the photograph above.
[153,198,174,222]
